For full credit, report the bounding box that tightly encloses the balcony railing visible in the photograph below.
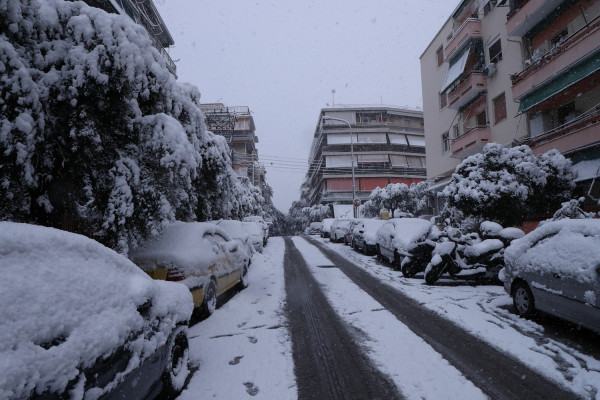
[506,0,529,21]
[451,125,490,158]
[447,72,487,110]
[444,18,482,61]
[150,36,177,78]
[511,15,600,93]
[515,107,600,154]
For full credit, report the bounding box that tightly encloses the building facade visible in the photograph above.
[201,104,266,187]
[506,0,600,206]
[420,0,528,211]
[421,0,600,213]
[302,105,427,207]
[82,0,177,78]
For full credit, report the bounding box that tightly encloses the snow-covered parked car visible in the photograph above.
[503,219,600,333]
[240,221,265,253]
[320,218,335,238]
[376,218,433,267]
[213,219,261,255]
[330,218,356,243]
[305,221,323,235]
[0,222,193,400]
[351,219,387,255]
[243,216,269,245]
[130,222,250,317]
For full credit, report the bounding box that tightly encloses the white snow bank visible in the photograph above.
[505,219,600,283]
[0,222,193,399]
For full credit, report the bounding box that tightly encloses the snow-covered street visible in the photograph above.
[179,236,600,399]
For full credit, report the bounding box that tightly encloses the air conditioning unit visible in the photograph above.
[484,62,497,77]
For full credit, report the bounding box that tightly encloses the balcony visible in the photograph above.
[444,18,482,61]
[511,16,600,103]
[506,0,567,37]
[516,108,600,155]
[450,125,490,158]
[447,72,487,110]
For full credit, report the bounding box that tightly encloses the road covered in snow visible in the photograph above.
[178,236,600,399]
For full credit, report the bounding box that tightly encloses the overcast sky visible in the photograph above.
[155,0,457,213]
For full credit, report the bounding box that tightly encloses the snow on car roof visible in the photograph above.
[390,218,432,248]
[0,222,192,399]
[505,219,600,283]
[129,221,231,275]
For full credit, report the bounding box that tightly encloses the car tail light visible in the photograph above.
[166,267,185,282]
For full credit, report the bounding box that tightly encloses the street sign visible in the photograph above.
[353,198,361,207]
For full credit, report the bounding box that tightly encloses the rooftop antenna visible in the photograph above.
[331,89,336,107]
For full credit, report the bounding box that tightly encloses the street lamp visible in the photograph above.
[322,115,358,218]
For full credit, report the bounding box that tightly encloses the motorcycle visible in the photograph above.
[399,224,443,278]
[424,225,510,285]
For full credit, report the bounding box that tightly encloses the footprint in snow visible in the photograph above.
[243,382,259,396]
[229,356,243,365]
[237,321,248,328]
[257,310,264,315]
[248,336,258,344]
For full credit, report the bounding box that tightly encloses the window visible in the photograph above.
[488,38,502,63]
[477,111,487,126]
[483,0,493,16]
[452,124,460,139]
[440,92,447,109]
[551,27,568,47]
[493,93,507,124]
[436,46,444,67]
[442,132,450,153]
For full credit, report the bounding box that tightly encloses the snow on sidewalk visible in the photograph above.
[291,237,486,400]
[177,237,296,399]
[321,237,600,400]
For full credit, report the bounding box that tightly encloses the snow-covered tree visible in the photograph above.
[362,181,432,218]
[0,0,267,251]
[441,143,575,227]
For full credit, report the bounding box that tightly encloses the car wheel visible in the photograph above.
[238,266,249,289]
[161,326,190,398]
[393,251,402,270]
[202,279,217,316]
[376,245,383,261]
[513,281,535,318]
[401,258,420,278]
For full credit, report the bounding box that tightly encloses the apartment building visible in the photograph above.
[421,0,600,212]
[83,0,177,78]
[201,104,266,187]
[507,0,600,205]
[420,0,528,212]
[302,105,427,208]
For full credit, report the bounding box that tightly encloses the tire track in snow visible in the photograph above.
[307,235,580,400]
[283,237,402,400]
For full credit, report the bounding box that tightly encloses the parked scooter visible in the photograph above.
[399,224,442,278]
[424,222,522,285]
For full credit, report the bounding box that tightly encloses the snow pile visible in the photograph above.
[479,221,503,237]
[505,219,600,283]
[463,239,504,258]
[0,222,193,399]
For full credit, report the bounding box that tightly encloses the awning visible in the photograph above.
[573,158,600,182]
[517,52,600,114]
[441,43,471,94]
[452,0,470,19]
